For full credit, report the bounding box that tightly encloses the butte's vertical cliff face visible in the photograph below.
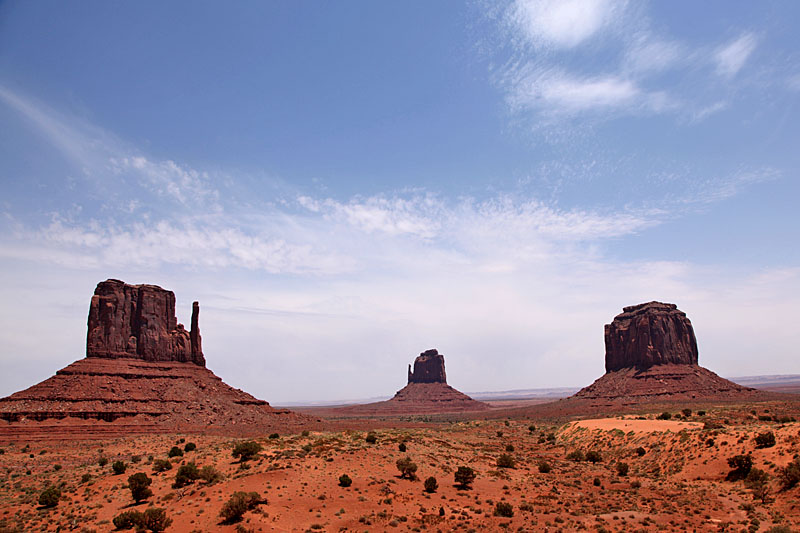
[604,301,698,372]
[407,349,447,384]
[86,279,205,366]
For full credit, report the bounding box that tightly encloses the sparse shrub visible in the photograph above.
[635,446,646,456]
[113,509,141,529]
[567,450,585,462]
[142,507,172,532]
[494,502,514,517]
[128,472,153,503]
[759,415,773,422]
[593,477,601,487]
[682,408,692,417]
[398,442,406,452]
[704,420,724,430]
[301,430,310,437]
[528,425,536,433]
[232,441,262,462]
[546,432,556,442]
[98,457,109,467]
[38,486,60,508]
[81,473,92,483]
[616,462,629,477]
[220,491,263,524]
[178,438,185,444]
[656,412,672,420]
[396,456,418,479]
[496,453,516,469]
[630,479,641,489]
[268,433,279,439]
[424,476,438,493]
[496,431,504,437]
[454,466,476,488]
[365,432,377,444]
[746,468,771,503]
[199,465,223,484]
[697,410,706,416]
[538,460,552,473]
[778,458,800,489]
[112,460,127,475]
[765,526,793,533]
[338,474,352,487]
[585,450,603,463]
[168,446,183,458]
[505,444,514,452]
[53,464,62,471]
[727,454,754,481]
[173,462,200,488]
[754,431,776,449]
[184,442,196,452]
[705,438,715,447]
[152,459,172,473]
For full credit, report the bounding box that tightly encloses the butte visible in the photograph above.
[336,349,489,415]
[571,301,762,406]
[0,279,312,438]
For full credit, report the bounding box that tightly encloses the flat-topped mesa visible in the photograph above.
[408,349,447,384]
[86,279,205,366]
[604,301,698,373]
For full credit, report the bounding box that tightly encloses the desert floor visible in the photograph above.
[1,402,800,532]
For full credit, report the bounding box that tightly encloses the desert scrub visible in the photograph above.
[152,459,172,473]
[183,442,196,452]
[585,450,603,463]
[112,460,127,475]
[398,442,407,452]
[38,486,60,508]
[232,441,262,462]
[778,458,800,489]
[396,456,418,480]
[338,474,352,487]
[727,454,753,481]
[365,432,377,444]
[537,460,552,473]
[199,465,223,484]
[566,450,584,462]
[424,476,438,493]
[220,491,264,524]
[112,507,172,532]
[496,454,516,469]
[167,446,183,458]
[616,462,629,477]
[454,466,476,488]
[128,472,153,503]
[754,431,776,449]
[173,462,200,488]
[494,502,514,517]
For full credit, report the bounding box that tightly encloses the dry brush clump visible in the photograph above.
[219,491,265,524]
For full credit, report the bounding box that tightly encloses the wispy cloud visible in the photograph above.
[509,0,624,50]
[714,32,758,78]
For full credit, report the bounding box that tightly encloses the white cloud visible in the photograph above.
[624,35,682,74]
[510,0,624,49]
[714,32,758,78]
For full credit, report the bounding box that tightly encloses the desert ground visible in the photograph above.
[2,400,800,532]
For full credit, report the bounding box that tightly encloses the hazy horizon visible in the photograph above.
[1,1,798,403]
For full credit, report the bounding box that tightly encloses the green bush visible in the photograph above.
[538,460,552,473]
[152,459,172,473]
[682,408,692,417]
[585,450,603,463]
[98,457,109,467]
[112,460,127,475]
[113,510,141,529]
[656,412,672,420]
[396,456,418,479]
[778,458,800,489]
[494,502,514,517]
[505,444,514,452]
[496,453,516,468]
[754,431,776,449]
[454,466,476,488]
[173,462,200,488]
[338,474,352,487]
[424,476,438,493]
[183,442,196,452]
[199,465,223,484]
[220,491,263,524]
[593,477,601,487]
[746,468,771,503]
[528,425,536,433]
[167,446,183,458]
[128,472,153,503]
[727,454,753,481]
[232,441,263,462]
[398,442,407,452]
[616,462,629,477]
[38,486,60,508]
[365,432,377,444]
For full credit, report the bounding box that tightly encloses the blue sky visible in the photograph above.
[1,1,798,403]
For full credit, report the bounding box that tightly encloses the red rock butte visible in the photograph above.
[0,279,312,437]
[335,349,489,415]
[572,301,757,404]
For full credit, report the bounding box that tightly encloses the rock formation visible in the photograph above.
[336,349,488,415]
[572,302,756,404]
[604,302,697,372]
[86,279,204,366]
[408,349,446,384]
[0,280,313,436]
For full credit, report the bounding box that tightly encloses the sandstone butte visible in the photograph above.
[0,279,312,437]
[336,349,489,415]
[572,301,760,405]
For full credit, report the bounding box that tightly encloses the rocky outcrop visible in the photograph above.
[604,301,698,372]
[408,349,446,384]
[86,279,205,366]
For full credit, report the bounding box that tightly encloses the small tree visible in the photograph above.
[112,460,127,475]
[398,442,407,452]
[754,431,776,449]
[396,456,418,480]
[538,460,552,473]
[167,446,184,458]
[682,408,692,417]
[142,507,173,533]
[494,502,514,517]
[113,510,141,529]
[727,454,754,481]
[496,453,516,469]
[232,441,262,462]
[656,412,672,420]
[173,462,200,488]
[128,472,153,503]
[778,458,800,489]
[38,486,60,508]
[220,491,263,524]
[268,433,279,439]
[585,450,603,463]
[152,459,172,473]
[746,468,771,503]
[424,476,438,493]
[338,474,352,487]
[184,442,196,452]
[199,465,223,484]
[454,466,476,489]
[616,462,629,477]
[365,432,377,444]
